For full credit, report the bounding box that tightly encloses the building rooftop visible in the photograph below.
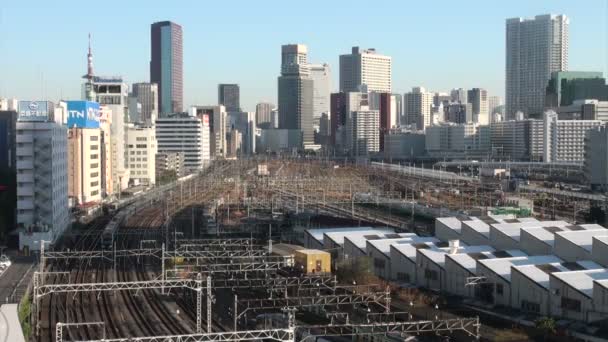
[346,233,414,252]
[551,269,608,297]
[523,224,602,247]
[391,241,449,262]
[514,260,602,289]
[437,217,467,234]
[556,229,608,252]
[478,255,563,282]
[447,249,527,273]
[324,228,397,246]
[305,227,374,244]
[418,245,495,269]
[366,235,438,256]
[296,249,330,256]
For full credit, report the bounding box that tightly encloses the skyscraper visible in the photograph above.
[404,87,433,131]
[450,88,467,104]
[255,102,274,128]
[130,83,159,126]
[339,47,391,93]
[150,21,183,115]
[309,64,331,120]
[218,84,241,112]
[467,88,489,125]
[278,44,314,146]
[506,14,569,119]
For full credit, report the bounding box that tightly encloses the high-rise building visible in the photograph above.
[506,14,569,119]
[444,103,473,124]
[404,87,433,131]
[278,44,314,147]
[150,21,183,115]
[330,93,346,146]
[218,84,241,112]
[339,47,391,93]
[0,98,18,111]
[543,110,603,163]
[255,102,274,128]
[467,88,489,125]
[556,99,608,122]
[126,125,157,185]
[191,105,227,158]
[156,115,208,173]
[545,71,607,108]
[392,94,403,127]
[584,126,608,191]
[16,101,69,251]
[488,96,503,116]
[490,119,544,161]
[98,106,113,197]
[346,110,380,156]
[227,111,256,156]
[433,93,451,107]
[309,64,331,120]
[0,110,17,170]
[66,101,102,206]
[130,83,158,126]
[450,88,467,103]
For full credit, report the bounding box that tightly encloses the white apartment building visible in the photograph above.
[346,109,379,156]
[15,101,69,251]
[156,115,208,173]
[126,125,157,185]
[404,87,433,131]
[191,105,227,158]
[68,128,102,205]
[339,47,391,93]
[309,63,331,120]
[425,123,490,158]
[543,110,602,163]
[506,14,569,119]
[468,88,489,125]
[490,119,544,161]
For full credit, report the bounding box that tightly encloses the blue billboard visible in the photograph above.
[18,101,53,122]
[67,101,100,128]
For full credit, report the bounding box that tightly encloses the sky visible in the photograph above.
[0,0,606,111]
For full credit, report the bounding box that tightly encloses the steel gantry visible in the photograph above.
[171,258,293,274]
[72,329,295,342]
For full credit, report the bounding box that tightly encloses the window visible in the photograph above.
[90,145,98,150]
[396,272,410,282]
[424,269,438,281]
[136,144,147,148]
[90,190,99,196]
[90,172,99,178]
[90,181,99,187]
[91,154,98,160]
[90,163,99,168]
[521,300,540,313]
[374,258,386,269]
[561,297,581,312]
[90,136,99,141]
[496,284,504,296]
[136,137,147,141]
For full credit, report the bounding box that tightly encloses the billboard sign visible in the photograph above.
[67,101,100,128]
[18,101,52,121]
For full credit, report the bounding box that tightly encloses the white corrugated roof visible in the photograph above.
[345,233,414,251]
[514,260,602,289]
[462,220,491,237]
[551,269,608,297]
[323,228,395,245]
[306,227,374,243]
[419,245,495,269]
[390,241,447,262]
[447,249,526,273]
[556,229,608,252]
[437,217,465,233]
[478,255,562,282]
[367,235,438,256]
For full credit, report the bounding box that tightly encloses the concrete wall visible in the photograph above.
[416,252,445,291]
[304,231,323,249]
[519,230,553,256]
[549,275,593,322]
[461,223,490,246]
[444,256,476,298]
[390,246,416,283]
[489,227,520,251]
[435,220,461,242]
[592,282,608,322]
[343,238,366,261]
[592,238,608,267]
[510,268,550,316]
[476,262,512,307]
[367,242,391,280]
[554,234,591,262]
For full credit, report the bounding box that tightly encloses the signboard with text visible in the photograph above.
[17,101,53,121]
[67,101,100,128]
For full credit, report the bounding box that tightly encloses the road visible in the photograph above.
[0,256,35,304]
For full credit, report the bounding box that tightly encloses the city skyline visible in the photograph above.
[0,0,605,111]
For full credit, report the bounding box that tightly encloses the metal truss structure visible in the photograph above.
[61,328,295,342]
[56,322,105,342]
[176,238,261,246]
[165,275,337,290]
[297,317,481,340]
[172,259,292,274]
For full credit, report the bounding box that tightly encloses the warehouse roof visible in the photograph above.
[551,269,608,297]
[418,245,495,269]
[594,235,608,247]
[437,217,466,234]
[437,214,517,236]
[346,233,415,252]
[367,235,438,256]
[447,249,526,273]
[514,260,602,289]
[305,227,374,244]
[391,241,450,262]
[324,228,399,246]
[556,229,608,252]
[478,255,562,282]
[462,220,492,238]
[523,224,602,248]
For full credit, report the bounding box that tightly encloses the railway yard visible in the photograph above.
[18,158,606,342]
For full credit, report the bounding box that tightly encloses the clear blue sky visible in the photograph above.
[0,0,606,111]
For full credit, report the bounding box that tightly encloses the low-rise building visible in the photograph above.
[303,226,373,250]
[383,131,426,160]
[549,269,608,322]
[366,235,435,279]
[155,152,184,179]
[390,241,449,284]
[553,229,608,262]
[126,125,157,186]
[592,236,608,267]
[343,232,413,260]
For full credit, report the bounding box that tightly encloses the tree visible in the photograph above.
[535,317,556,341]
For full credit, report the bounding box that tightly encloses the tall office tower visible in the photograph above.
[545,71,607,108]
[156,115,207,173]
[488,96,503,115]
[444,103,472,124]
[227,111,256,156]
[130,83,158,126]
[379,93,393,151]
[126,125,157,185]
[467,88,489,124]
[66,101,102,206]
[191,105,227,158]
[150,21,183,115]
[218,84,241,112]
[91,76,129,191]
[339,47,391,93]
[450,88,467,103]
[404,87,433,131]
[15,101,69,251]
[506,14,569,119]
[255,102,274,128]
[278,44,314,147]
[309,63,331,120]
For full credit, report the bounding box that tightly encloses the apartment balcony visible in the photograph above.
[16,135,33,143]
[16,146,33,157]
[17,185,34,197]
[16,159,34,170]
[17,200,34,210]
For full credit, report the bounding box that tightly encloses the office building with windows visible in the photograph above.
[339,47,391,93]
[156,115,208,173]
[218,84,240,112]
[150,21,183,115]
[129,83,158,126]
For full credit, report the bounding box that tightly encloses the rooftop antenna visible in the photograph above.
[83,33,96,101]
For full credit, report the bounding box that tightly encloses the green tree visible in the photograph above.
[535,317,556,341]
